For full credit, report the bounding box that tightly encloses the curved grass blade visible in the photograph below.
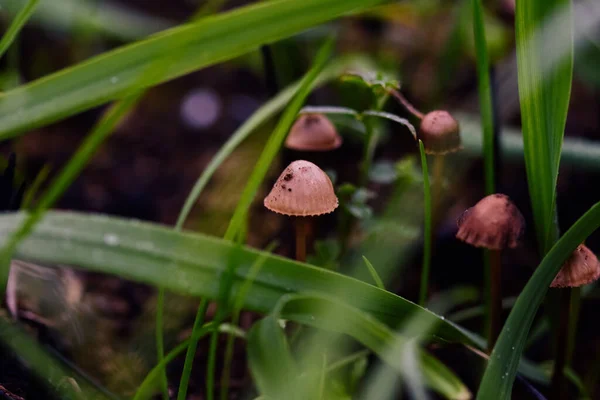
[0,0,386,140]
[4,0,173,41]
[362,255,385,290]
[248,293,471,400]
[477,202,600,399]
[0,0,40,61]
[0,210,478,346]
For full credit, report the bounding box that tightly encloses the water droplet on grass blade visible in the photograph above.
[103,233,119,246]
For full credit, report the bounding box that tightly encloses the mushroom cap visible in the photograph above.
[551,245,600,288]
[419,110,462,155]
[285,114,342,151]
[264,160,338,216]
[456,193,525,250]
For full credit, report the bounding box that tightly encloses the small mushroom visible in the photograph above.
[456,193,525,351]
[285,114,342,152]
[551,245,600,288]
[264,160,338,261]
[456,193,525,250]
[419,110,462,155]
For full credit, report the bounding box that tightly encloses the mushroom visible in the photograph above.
[551,245,600,288]
[264,160,338,262]
[456,193,525,351]
[419,110,462,156]
[285,114,342,152]
[389,89,461,222]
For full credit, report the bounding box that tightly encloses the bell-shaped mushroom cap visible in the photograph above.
[419,110,462,155]
[551,245,600,288]
[264,160,338,216]
[456,193,525,250]
[285,114,342,151]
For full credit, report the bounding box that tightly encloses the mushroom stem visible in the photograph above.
[389,89,425,120]
[431,155,445,226]
[551,288,572,400]
[488,249,502,352]
[295,217,308,262]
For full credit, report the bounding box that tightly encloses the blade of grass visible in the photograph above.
[4,0,173,40]
[20,164,51,210]
[0,0,40,61]
[0,211,480,346]
[477,201,600,399]
[516,1,574,396]
[362,255,385,290]
[418,140,432,306]
[471,0,495,195]
[0,0,386,140]
[517,0,573,254]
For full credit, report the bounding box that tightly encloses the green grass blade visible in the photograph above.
[362,255,385,290]
[470,0,495,195]
[516,0,573,253]
[249,294,471,400]
[0,0,40,61]
[0,0,385,140]
[247,315,300,399]
[223,36,333,240]
[477,201,600,399]
[418,140,432,306]
[4,0,172,40]
[0,210,480,346]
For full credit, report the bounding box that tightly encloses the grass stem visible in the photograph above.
[418,141,432,306]
[488,249,502,352]
[177,299,209,400]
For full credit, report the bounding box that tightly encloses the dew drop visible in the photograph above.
[103,233,119,246]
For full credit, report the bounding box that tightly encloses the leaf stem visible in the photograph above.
[388,89,424,120]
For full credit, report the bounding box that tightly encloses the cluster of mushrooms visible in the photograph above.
[264,99,600,310]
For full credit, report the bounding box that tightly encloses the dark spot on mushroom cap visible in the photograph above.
[283,173,293,181]
[304,115,321,126]
[288,188,292,192]
[282,184,286,189]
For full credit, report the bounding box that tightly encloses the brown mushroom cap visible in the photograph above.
[264,160,338,216]
[551,245,600,288]
[419,110,462,155]
[456,193,525,250]
[285,114,342,151]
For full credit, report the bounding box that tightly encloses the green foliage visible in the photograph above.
[516,0,573,254]
[248,294,470,400]
[0,0,386,140]
[0,211,479,345]
[0,0,40,61]
[477,202,600,399]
